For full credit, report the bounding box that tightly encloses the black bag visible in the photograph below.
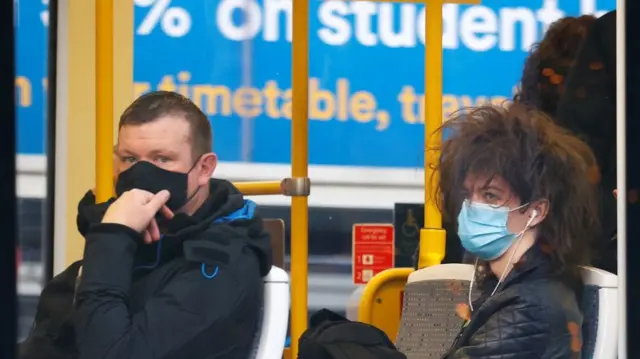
[18,261,82,359]
[298,309,407,359]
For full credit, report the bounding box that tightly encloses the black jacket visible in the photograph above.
[19,179,273,359]
[444,245,583,359]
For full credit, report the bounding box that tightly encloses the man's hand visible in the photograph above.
[102,189,174,244]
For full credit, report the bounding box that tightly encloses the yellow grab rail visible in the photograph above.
[418,0,445,269]
[358,268,413,324]
[290,0,310,355]
[95,0,114,202]
[417,0,480,269]
[233,179,311,197]
[234,181,284,196]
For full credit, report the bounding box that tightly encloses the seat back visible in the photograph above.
[263,219,285,268]
[251,266,290,359]
[580,266,617,359]
[395,264,476,358]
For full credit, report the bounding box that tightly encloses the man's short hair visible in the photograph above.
[119,91,212,159]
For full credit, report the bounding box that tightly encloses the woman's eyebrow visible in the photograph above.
[479,183,504,193]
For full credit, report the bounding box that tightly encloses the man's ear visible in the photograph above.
[197,153,218,186]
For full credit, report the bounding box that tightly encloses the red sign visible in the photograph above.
[352,224,394,285]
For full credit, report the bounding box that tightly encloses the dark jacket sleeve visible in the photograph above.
[74,224,250,359]
[448,299,569,359]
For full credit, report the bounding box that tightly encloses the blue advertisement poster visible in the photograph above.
[16,0,615,167]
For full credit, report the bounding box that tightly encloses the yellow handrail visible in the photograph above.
[234,181,283,196]
[290,0,310,355]
[357,268,414,322]
[95,0,114,202]
[417,0,480,269]
[417,0,446,269]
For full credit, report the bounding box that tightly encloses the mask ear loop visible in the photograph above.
[468,212,538,311]
[179,156,205,210]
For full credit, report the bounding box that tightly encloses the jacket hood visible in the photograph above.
[76,179,273,277]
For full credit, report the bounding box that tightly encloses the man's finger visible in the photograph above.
[128,188,155,202]
[160,205,175,220]
[145,190,171,213]
[143,229,153,244]
[147,218,161,242]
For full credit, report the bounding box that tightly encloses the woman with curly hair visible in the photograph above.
[411,15,597,270]
[514,15,596,116]
[439,103,598,358]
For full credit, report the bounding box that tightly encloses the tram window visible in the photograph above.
[259,206,391,255]
[3,0,16,354]
[17,199,44,262]
[16,0,52,342]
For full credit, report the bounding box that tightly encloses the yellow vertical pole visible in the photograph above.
[290,0,310,355]
[95,0,114,202]
[113,0,134,143]
[418,0,446,269]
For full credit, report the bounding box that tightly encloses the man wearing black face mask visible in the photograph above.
[19,91,273,359]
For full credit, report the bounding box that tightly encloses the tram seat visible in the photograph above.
[580,266,617,359]
[395,264,476,358]
[393,264,617,359]
[251,265,290,359]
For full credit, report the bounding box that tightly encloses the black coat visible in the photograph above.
[19,179,273,359]
[444,245,583,359]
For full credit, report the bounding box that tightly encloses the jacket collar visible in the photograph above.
[479,243,554,294]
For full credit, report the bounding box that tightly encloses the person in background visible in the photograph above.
[555,10,618,274]
[515,13,619,275]
[438,104,597,358]
[514,15,596,116]
[561,5,640,349]
[19,91,273,359]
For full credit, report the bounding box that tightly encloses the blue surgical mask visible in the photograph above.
[457,200,526,261]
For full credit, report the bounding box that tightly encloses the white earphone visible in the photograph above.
[531,209,538,219]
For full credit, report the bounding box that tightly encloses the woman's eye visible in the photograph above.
[122,156,136,163]
[483,192,497,201]
[156,157,170,163]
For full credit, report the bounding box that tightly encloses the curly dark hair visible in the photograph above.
[514,15,596,116]
[434,104,598,282]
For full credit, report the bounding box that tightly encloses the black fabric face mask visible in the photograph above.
[115,160,199,212]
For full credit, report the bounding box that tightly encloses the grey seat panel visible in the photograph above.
[396,280,475,359]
